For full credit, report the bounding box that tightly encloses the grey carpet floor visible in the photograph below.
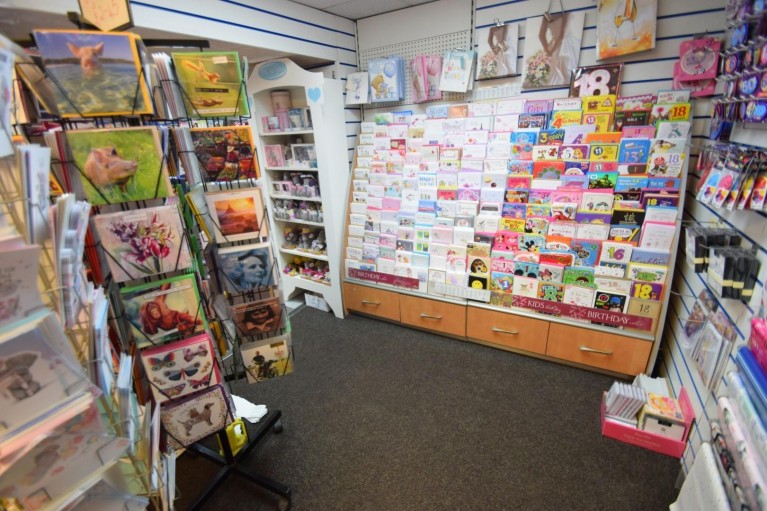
[175,307,681,511]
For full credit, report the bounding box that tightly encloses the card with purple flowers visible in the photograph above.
[92,205,192,283]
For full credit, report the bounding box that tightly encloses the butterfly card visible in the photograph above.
[141,334,220,403]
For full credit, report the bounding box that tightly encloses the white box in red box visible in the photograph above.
[601,387,694,458]
[638,393,686,441]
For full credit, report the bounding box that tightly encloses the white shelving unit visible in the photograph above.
[248,59,349,319]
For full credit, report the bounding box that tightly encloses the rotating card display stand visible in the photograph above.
[8,31,294,509]
[178,181,293,510]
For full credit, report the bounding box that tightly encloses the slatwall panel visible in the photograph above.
[355,0,741,473]
[667,121,767,474]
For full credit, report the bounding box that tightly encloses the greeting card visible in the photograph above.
[240,334,294,384]
[66,127,171,206]
[475,23,519,80]
[161,384,232,448]
[596,0,657,60]
[141,334,221,403]
[93,205,192,283]
[204,188,268,243]
[121,274,208,348]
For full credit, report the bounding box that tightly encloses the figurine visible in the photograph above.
[302,175,319,197]
[282,226,299,249]
[299,228,313,250]
[310,230,326,254]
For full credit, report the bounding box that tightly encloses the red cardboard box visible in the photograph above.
[600,387,694,458]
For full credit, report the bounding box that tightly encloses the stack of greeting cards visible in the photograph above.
[346,88,690,331]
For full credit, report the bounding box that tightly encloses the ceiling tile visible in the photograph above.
[290,0,345,9]
[325,0,410,20]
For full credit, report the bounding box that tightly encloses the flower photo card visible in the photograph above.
[189,126,258,181]
[160,384,231,448]
[92,205,192,283]
[66,127,171,206]
[120,274,207,349]
[521,12,585,89]
[140,333,221,403]
[217,242,276,294]
[204,188,268,243]
[240,334,293,384]
[475,23,519,80]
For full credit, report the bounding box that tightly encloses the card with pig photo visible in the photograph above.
[92,205,192,283]
[189,126,258,181]
[160,384,232,448]
[66,127,171,205]
[32,30,153,117]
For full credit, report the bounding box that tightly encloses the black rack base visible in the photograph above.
[185,409,292,510]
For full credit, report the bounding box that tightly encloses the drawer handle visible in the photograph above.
[491,327,519,335]
[361,300,380,306]
[420,313,443,320]
[579,346,613,356]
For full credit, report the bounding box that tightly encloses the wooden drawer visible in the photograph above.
[546,323,651,376]
[399,294,466,337]
[343,283,400,322]
[466,307,548,355]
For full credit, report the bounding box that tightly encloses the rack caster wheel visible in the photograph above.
[277,496,291,511]
[273,420,284,434]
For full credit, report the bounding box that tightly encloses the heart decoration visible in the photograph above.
[307,87,322,104]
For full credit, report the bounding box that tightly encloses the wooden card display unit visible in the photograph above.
[342,93,689,377]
